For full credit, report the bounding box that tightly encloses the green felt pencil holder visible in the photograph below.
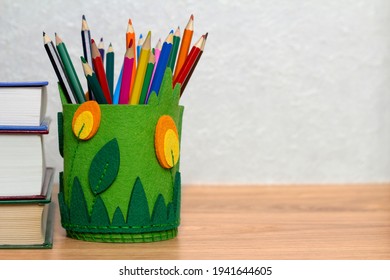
[57,69,184,243]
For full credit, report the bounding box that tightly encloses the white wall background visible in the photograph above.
[1,0,390,184]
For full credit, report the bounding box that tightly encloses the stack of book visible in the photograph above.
[0,81,54,248]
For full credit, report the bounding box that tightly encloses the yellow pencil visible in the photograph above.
[130,31,151,104]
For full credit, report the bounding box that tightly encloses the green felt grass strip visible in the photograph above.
[66,228,177,243]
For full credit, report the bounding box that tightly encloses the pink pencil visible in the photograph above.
[148,38,161,94]
[119,41,135,104]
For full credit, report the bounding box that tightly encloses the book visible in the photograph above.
[0,167,54,248]
[0,81,48,126]
[0,128,48,197]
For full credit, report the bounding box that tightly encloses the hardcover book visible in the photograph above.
[0,167,54,248]
[0,127,49,197]
[0,81,48,127]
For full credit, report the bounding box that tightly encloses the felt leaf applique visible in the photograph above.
[72,100,101,140]
[89,138,120,195]
[155,115,180,169]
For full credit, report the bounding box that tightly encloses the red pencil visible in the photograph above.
[173,35,205,92]
[91,39,112,103]
[180,33,207,95]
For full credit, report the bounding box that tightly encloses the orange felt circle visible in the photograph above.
[155,115,179,169]
[72,101,101,140]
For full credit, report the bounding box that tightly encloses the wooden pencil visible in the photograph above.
[43,32,76,104]
[98,37,105,63]
[81,56,108,104]
[148,31,173,97]
[119,41,135,104]
[140,50,155,104]
[91,39,112,103]
[81,15,94,100]
[167,26,181,71]
[126,19,136,94]
[180,33,207,95]
[137,34,144,62]
[106,43,114,98]
[148,38,161,94]
[130,31,151,104]
[55,33,86,103]
[173,14,194,80]
[173,35,204,91]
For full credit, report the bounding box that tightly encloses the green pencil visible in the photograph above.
[55,33,86,103]
[139,51,155,104]
[106,43,114,99]
[81,56,108,104]
[167,27,181,72]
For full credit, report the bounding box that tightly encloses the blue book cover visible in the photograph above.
[0,81,48,87]
[0,119,50,134]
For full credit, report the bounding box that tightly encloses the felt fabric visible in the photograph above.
[127,177,150,226]
[58,172,181,235]
[69,177,90,225]
[111,206,126,226]
[90,196,110,226]
[59,68,183,241]
[151,194,167,224]
[57,112,64,158]
[72,101,101,140]
[88,138,120,195]
[154,115,180,169]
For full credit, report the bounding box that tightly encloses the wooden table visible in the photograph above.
[1,184,389,259]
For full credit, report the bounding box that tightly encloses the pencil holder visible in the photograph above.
[57,70,184,243]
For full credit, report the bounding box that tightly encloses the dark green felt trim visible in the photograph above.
[66,228,178,243]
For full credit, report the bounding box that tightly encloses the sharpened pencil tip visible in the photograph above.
[80,56,87,63]
[82,15,86,20]
[190,14,194,20]
[128,18,132,25]
[204,32,209,39]
[43,31,45,36]
[100,37,103,42]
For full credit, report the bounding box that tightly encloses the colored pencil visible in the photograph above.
[173,35,205,91]
[180,33,207,95]
[81,15,94,100]
[140,50,155,104]
[91,39,112,103]
[126,19,137,95]
[167,26,181,71]
[80,56,108,104]
[148,31,173,97]
[130,31,151,104]
[43,32,76,104]
[148,39,161,95]
[98,37,105,63]
[119,41,135,104]
[55,33,86,103]
[113,67,123,104]
[126,19,135,50]
[137,34,144,62]
[106,43,114,98]
[173,14,194,80]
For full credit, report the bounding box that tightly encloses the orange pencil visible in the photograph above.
[91,39,112,103]
[173,14,194,80]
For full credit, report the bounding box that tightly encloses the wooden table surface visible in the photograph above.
[1,184,389,260]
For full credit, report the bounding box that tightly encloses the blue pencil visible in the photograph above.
[147,31,173,98]
[113,65,123,104]
[137,33,143,62]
